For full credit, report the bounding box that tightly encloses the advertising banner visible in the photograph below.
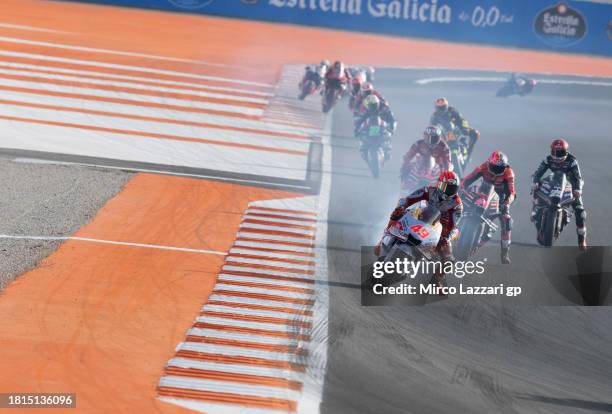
[69,0,612,57]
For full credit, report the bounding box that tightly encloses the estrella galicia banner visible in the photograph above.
[65,0,612,57]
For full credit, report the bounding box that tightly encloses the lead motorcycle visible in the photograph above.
[322,79,345,113]
[532,171,574,246]
[356,116,391,178]
[455,181,499,260]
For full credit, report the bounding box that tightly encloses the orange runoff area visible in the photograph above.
[0,175,298,413]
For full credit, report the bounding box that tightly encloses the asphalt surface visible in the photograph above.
[0,156,132,290]
[320,70,612,413]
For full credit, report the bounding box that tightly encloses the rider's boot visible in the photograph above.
[501,240,511,264]
[577,227,587,251]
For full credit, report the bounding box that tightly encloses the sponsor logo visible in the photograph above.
[268,0,452,24]
[534,2,587,47]
[168,0,214,9]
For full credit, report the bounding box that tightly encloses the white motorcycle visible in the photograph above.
[377,202,442,263]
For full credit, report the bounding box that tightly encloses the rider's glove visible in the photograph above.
[572,189,582,199]
[531,182,539,194]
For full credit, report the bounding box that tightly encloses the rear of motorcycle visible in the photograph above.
[535,172,573,246]
[359,123,388,178]
[456,182,497,259]
[298,79,316,100]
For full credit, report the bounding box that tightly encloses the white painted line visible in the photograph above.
[207,295,312,312]
[187,328,306,348]
[229,248,315,262]
[0,234,227,255]
[0,67,269,104]
[0,118,309,181]
[237,232,315,245]
[202,304,312,321]
[0,101,307,153]
[225,257,314,272]
[233,239,313,254]
[219,273,314,290]
[159,375,301,400]
[213,283,313,300]
[178,342,307,363]
[415,76,612,86]
[0,60,274,96]
[245,208,317,220]
[158,398,287,414]
[297,98,333,414]
[239,223,315,236]
[0,36,256,72]
[243,214,317,227]
[221,265,314,280]
[0,88,314,136]
[0,23,70,34]
[0,49,273,87]
[167,357,304,382]
[0,77,264,116]
[196,316,309,334]
[11,158,311,191]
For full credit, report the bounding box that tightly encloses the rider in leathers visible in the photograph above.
[324,60,350,96]
[299,60,328,92]
[380,171,463,286]
[354,95,395,160]
[462,151,516,264]
[531,139,587,250]
[430,97,480,149]
[400,126,451,180]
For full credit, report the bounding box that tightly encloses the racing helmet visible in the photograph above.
[487,150,509,175]
[364,94,380,112]
[435,97,449,112]
[423,125,442,147]
[360,82,374,98]
[437,171,460,197]
[320,60,330,68]
[550,139,569,161]
[350,76,362,93]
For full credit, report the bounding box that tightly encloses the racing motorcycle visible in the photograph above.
[455,181,499,260]
[356,116,391,178]
[369,203,442,287]
[322,79,345,113]
[399,156,440,197]
[437,122,472,178]
[497,76,537,98]
[532,171,574,246]
[298,78,319,100]
[376,203,442,263]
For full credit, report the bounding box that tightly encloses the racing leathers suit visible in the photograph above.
[354,107,395,160]
[430,106,480,149]
[462,162,516,263]
[387,186,463,262]
[532,154,586,247]
[400,139,451,180]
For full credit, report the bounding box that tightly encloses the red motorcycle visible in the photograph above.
[322,78,345,113]
[400,156,440,198]
[455,181,500,260]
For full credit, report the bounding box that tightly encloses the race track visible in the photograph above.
[321,69,612,413]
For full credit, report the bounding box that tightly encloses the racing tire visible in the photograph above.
[541,209,557,247]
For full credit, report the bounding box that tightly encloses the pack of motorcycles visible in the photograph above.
[299,70,578,284]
